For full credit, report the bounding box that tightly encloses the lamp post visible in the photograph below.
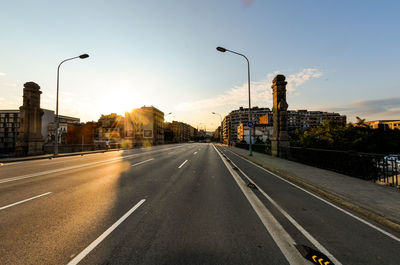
[54,54,89,156]
[212,112,223,143]
[216,46,252,156]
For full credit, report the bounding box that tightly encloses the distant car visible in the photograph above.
[379,154,400,172]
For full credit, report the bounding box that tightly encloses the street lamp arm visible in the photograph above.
[57,56,80,71]
[225,49,249,65]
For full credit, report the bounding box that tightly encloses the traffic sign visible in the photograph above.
[247,121,253,127]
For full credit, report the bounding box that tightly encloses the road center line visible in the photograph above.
[0,192,52,211]
[212,145,308,265]
[222,146,400,243]
[67,199,145,265]
[131,158,154,167]
[178,160,188,169]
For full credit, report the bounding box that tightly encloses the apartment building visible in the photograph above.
[125,106,164,146]
[222,107,271,144]
[287,110,346,132]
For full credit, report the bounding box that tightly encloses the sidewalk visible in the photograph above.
[0,149,120,164]
[226,145,400,233]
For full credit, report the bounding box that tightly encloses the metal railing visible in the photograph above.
[233,143,399,187]
[280,147,399,186]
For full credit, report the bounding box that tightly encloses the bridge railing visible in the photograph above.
[280,147,399,186]
[232,143,399,187]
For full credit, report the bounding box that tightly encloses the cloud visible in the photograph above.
[0,72,5,76]
[286,68,322,92]
[328,97,400,122]
[175,68,322,111]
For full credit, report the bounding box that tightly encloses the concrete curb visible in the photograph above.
[230,148,400,234]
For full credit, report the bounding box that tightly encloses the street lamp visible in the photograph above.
[216,46,252,156]
[212,112,223,143]
[54,53,89,156]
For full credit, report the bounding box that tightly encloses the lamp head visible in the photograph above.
[216,47,227,52]
[79,54,89,59]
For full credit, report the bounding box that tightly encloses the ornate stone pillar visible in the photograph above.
[271,75,290,157]
[15,82,44,156]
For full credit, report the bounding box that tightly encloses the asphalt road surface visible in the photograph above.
[1,143,399,265]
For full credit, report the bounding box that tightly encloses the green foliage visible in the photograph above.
[291,120,400,154]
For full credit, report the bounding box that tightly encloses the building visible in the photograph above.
[237,123,273,144]
[42,109,80,144]
[0,110,20,155]
[66,122,99,145]
[213,126,222,142]
[259,113,273,125]
[287,110,346,132]
[363,120,400,130]
[222,107,271,144]
[125,106,164,147]
[98,113,124,143]
[171,121,197,143]
[222,107,346,144]
[0,109,80,154]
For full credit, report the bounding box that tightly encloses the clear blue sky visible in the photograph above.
[1,0,399,130]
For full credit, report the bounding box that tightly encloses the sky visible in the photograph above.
[0,0,399,130]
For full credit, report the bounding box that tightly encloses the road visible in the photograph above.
[0,143,399,265]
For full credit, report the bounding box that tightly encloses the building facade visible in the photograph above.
[170,121,196,142]
[0,110,20,155]
[98,113,124,143]
[237,123,273,144]
[222,107,271,144]
[222,107,346,144]
[0,109,80,155]
[287,110,346,132]
[42,109,80,145]
[125,106,164,147]
[363,120,400,130]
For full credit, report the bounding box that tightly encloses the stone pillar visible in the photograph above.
[15,82,44,156]
[271,75,290,157]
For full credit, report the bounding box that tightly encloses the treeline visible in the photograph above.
[290,119,400,154]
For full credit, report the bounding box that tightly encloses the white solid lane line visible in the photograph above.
[219,148,342,265]
[212,145,308,265]
[222,146,400,243]
[67,199,146,265]
[131,158,154,167]
[178,160,188,169]
[0,192,52,211]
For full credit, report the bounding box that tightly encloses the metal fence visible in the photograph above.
[233,143,399,187]
[282,147,399,186]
